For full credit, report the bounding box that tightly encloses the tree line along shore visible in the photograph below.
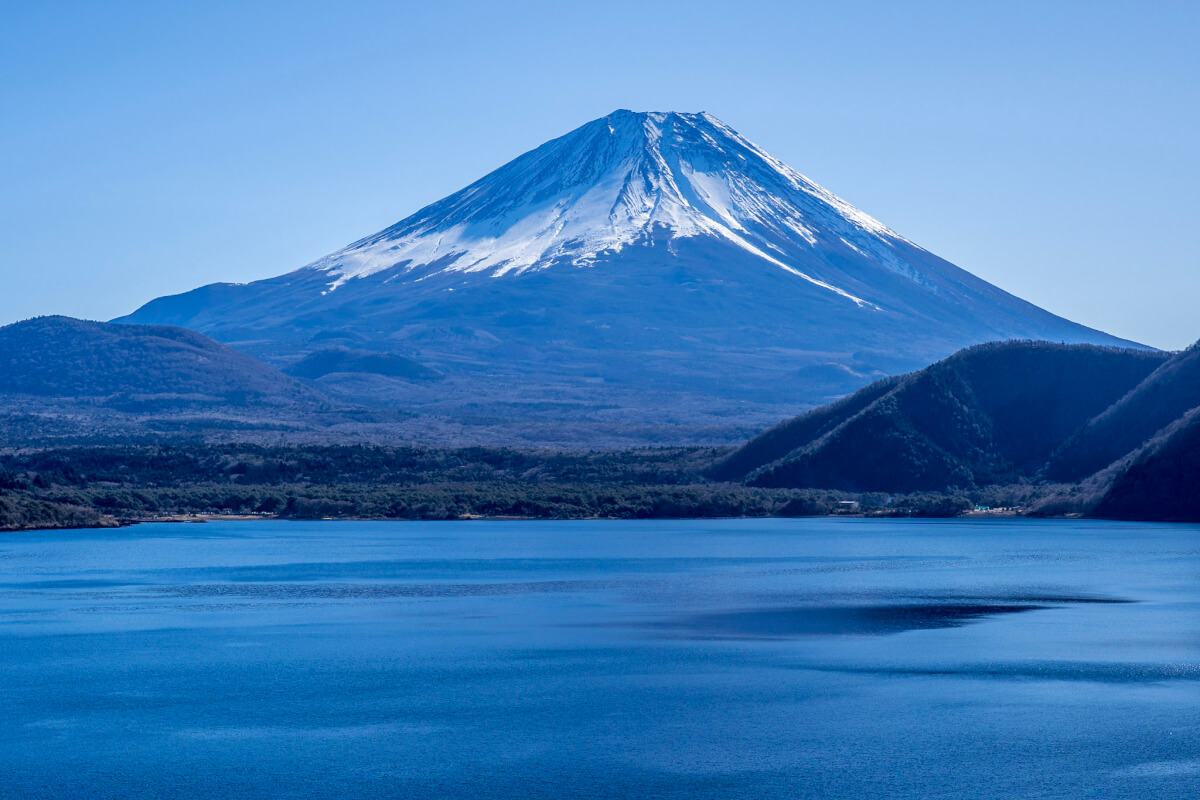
[0,444,1092,532]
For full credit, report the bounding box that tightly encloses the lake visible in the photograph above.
[1,518,1198,799]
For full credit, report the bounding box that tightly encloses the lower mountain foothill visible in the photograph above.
[2,317,1198,527]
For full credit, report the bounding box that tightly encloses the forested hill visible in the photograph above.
[712,337,1200,521]
[713,341,1168,492]
[1090,407,1200,522]
[0,316,319,405]
[1044,342,1200,481]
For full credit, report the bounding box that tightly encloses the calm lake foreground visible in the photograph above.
[2,519,1198,799]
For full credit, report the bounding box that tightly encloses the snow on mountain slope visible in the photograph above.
[313,110,907,304]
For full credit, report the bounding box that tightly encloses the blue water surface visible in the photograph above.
[1,518,1199,799]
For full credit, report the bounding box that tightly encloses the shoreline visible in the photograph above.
[4,510,1120,534]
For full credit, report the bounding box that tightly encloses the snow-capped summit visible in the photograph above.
[117,110,1140,445]
[314,110,908,304]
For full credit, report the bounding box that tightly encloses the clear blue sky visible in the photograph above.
[3,0,1197,349]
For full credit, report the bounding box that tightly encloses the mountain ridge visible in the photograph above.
[713,341,1167,492]
[0,316,316,403]
[1044,342,1200,481]
[0,316,360,446]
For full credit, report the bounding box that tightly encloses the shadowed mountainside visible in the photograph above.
[713,341,1170,492]
[1091,407,1200,521]
[1044,342,1200,481]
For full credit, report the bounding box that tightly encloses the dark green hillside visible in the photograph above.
[1090,408,1200,521]
[0,444,830,525]
[285,348,441,381]
[707,376,901,481]
[0,444,722,488]
[0,485,114,530]
[0,444,991,529]
[0,316,319,405]
[1045,342,1200,481]
[726,342,1167,492]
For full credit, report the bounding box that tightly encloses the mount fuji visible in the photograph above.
[118,110,1138,445]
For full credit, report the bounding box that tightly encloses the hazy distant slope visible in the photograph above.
[719,342,1167,492]
[285,349,441,381]
[1045,342,1200,481]
[116,110,1138,442]
[0,316,317,405]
